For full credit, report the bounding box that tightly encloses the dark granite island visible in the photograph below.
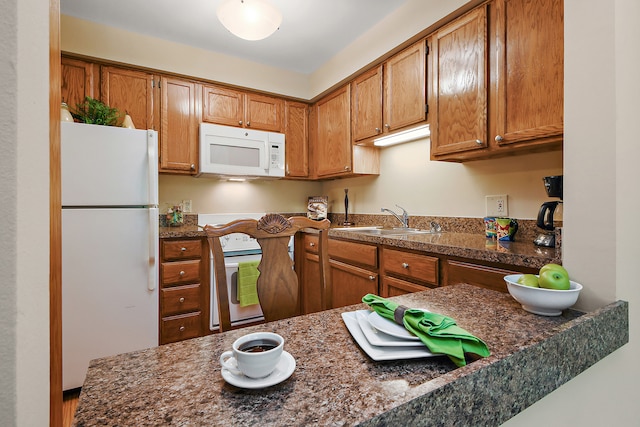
[73,284,628,426]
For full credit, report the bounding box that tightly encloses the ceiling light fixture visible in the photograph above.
[217,0,282,41]
[373,125,431,147]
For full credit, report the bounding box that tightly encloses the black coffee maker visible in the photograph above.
[534,175,563,247]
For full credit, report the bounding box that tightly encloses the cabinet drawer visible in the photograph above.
[382,248,438,285]
[303,234,320,254]
[161,311,202,344]
[162,239,202,261]
[444,259,524,293]
[161,260,201,285]
[329,238,378,269]
[161,284,201,316]
[381,275,435,298]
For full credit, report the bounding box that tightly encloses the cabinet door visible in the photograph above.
[61,57,96,110]
[383,41,426,132]
[284,101,309,178]
[352,65,383,142]
[159,77,198,174]
[202,84,244,127]
[429,6,488,157]
[101,66,156,130]
[313,85,352,177]
[330,259,378,308]
[493,0,563,146]
[245,93,283,132]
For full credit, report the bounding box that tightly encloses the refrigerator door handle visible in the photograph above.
[147,131,159,206]
[148,207,159,291]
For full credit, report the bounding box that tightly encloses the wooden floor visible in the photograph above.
[63,389,80,427]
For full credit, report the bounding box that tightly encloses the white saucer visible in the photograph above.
[221,351,296,389]
[367,311,424,340]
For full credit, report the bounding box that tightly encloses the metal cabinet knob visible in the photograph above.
[368,275,375,281]
[239,120,243,125]
[402,262,409,269]
[495,135,504,142]
[344,165,351,171]
[179,270,185,277]
[190,164,195,171]
[180,247,187,252]
[309,242,315,247]
[375,127,381,133]
[179,326,185,332]
[179,297,185,303]
[246,121,251,127]
[475,139,483,145]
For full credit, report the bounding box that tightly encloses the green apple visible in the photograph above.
[539,263,569,279]
[539,270,571,290]
[517,274,539,287]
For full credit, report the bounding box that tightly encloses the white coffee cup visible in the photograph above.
[219,332,284,379]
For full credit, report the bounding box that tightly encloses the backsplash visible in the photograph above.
[163,212,559,245]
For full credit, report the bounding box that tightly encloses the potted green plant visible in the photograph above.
[71,96,122,126]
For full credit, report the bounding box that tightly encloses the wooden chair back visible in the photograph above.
[203,214,331,332]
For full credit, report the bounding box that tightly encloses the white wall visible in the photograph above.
[321,139,562,219]
[159,175,322,214]
[0,0,51,425]
[502,0,640,425]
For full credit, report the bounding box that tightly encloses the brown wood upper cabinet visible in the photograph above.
[101,66,158,131]
[61,57,97,111]
[351,40,427,144]
[429,0,563,161]
[159,77,198,174]
[284,101,309,178]
[201,84,284,132]
[310,85,380,179]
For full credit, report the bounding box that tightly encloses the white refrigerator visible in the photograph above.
[61,122,159,391]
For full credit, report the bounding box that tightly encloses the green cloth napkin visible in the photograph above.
[362,294,490,367]
[237,260,261,307]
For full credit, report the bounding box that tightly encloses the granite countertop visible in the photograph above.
[159,225,559,270]
[73,284,628,426]
[328,228,559,269]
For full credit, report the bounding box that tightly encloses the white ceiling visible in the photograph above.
[60,0,410,74]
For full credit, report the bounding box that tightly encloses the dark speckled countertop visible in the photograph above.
[160,224,559,270]
[73,284,628,426]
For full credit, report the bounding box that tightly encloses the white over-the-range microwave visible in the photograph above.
[197,123,285,179]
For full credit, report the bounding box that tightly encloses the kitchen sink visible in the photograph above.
[332,226,435,236]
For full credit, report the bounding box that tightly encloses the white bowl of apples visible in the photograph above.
[504,264,582,316]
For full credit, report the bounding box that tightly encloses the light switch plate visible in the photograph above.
[486,194,508,217]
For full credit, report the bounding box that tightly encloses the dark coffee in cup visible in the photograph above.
[239,338,279,353]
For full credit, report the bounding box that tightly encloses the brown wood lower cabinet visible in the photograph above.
[442,258,537,293]
[330,259,378,308]
[300,234,542,304]
[159,238,210,344]
[380,246,439,297]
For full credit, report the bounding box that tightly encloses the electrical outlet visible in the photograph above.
[182,200,192,213]
[486,195,508,217]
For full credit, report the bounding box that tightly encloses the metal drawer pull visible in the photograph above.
[180,247,187,252]
[179,270,185,276]
[179,297,185,303]
[402,262,409,269]
[309,242,315,247]
[179,326,185,332]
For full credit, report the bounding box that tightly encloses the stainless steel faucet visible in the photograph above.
[381,205,409,228]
